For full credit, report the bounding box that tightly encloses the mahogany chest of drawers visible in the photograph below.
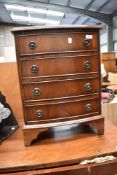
[12,25,104,146]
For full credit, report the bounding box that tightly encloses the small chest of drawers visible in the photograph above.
[12,25,104,146]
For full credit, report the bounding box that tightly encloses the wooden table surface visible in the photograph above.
[0,62,117,173]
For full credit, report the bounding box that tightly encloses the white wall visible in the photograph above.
[100,18,117,53]
[0,25,16,62]
[113,16,117,52]
[100,25,108,53]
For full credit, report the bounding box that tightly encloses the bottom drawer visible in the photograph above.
[25,97,100,124]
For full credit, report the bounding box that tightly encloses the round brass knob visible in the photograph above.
[83,39,90,47]
[83,61,92,69]
[85,104,92,111]
[31,65,39,73]
[29,41,37,49]
[33,88,41,96]
[36,110,44,118]
[84,83,92,91]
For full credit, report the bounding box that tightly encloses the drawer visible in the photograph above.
[18,32,98,55]
[21,55,99,78]
[0,166,89,175]
[25,97,100,123]
[23,77,100,101]
[90,159,117,175]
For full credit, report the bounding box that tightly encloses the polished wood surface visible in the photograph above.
[25,96,100,124]
[13,26,103,146]
[23,77,100,101]
[0,62,117,174]
[90,159,117,175]
[21,54,99,78]
[18,32,98,55]
[0,112,116,173]
[23,115,104,146]
[1,165,89,175]
[12,24,102,32]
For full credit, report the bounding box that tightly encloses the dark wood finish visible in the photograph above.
[12,25,103,146]
[90,160,117,175]
[18,32,98,55]
[23,77,100,101]
[23,115,104,146]
[21,55,99,78]
[0,165,89,175]
[12,24,102,32]
[87,115,104,135]
[0,115,116,174]
[0,62,116,175]
[0,63,117,175]
[25,97,100,124]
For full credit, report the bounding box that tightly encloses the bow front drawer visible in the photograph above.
[17,32,98,55]
[25,97,100,124]
[21,55,99,78]
[23,77,100,102]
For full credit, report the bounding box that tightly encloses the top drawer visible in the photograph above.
[17,32,98,55]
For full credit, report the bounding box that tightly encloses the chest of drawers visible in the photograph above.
[12,25,104,146]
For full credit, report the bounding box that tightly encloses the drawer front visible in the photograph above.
[23,77,100,101]
[91,160,117,175]
[1,166,89,175]
[18,32,98,55]
[21,55,99,78]
[25,97,100,123]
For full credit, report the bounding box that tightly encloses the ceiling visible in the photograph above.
[0,0,117,26]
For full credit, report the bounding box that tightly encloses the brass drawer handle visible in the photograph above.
[36,110,44,118]
[31,65,39,73]
[83,61,92,69]
[85,104,92,111]
[29,41,37,49]
[33,88,41,96]
[84,83,92,91]
[83,39,90,47]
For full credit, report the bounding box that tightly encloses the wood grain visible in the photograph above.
[0,62,116,174]
[0,117,117,173]
[23,77,100,101]
[90,159,117,175]
[25,97,100,123]
[13,26,103,146]
[18,32,98,55]
[21,55,99,78]
[0,164,89,175]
